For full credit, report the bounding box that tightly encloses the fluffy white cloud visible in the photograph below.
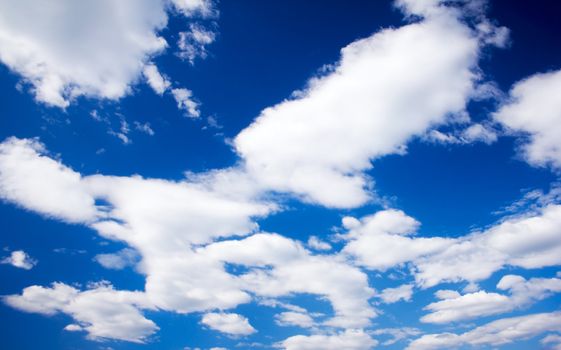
[94,248,139,270]
[306,236,332,251]
[494,69,561,168]
[1,250,36,270]
[0,0,212,107]
[407,311,561,349]
[201,312,256,336]
[280,329,377,350]
[414,204,561,287]
[234,0,504,208]
[0,137,97,223]
[172,88,201,118]
[143,63,171,95]
[341,210,452,270]
[371,328,422,346]
[202,233,376,329]
[4,282,157,343]
[378,284,414,304]
[339,205,561,288]
[275,311,315,329]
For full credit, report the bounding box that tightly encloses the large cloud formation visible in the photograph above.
[0,0,211,107]
[1,0,560,349]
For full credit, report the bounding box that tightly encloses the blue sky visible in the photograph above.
[0,0,561,349]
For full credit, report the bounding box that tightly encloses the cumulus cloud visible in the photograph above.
[407,311,561,349]
[275,311,315,329]
[306,236,332,251]
[0,1,185,106]
[172,88,201,118]
[0,137,97,223]
[1,250,36,270]
[378,284,414,304]
[233,0,506,208]
[201,312,256,336]
[421,275,561,324]
[494,69,561,168]
[280,329,377,350]
[143,63,171,95]
[341,210,452,271]
[94,248,139,270]
[4,282,157,343]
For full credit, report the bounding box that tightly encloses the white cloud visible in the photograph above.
[172,88,201,118]
[0,137,97,223]
[201,312,256,336]
[233,0,501,208]
[143,63,171,95]
[339,204,561,289]
[424,123,497,145]
[378,284,414,304]
[178,24,216,64]
[341,210,452,271]
[407,311,561,349]
[171,0,215,17]
[306,236,332,251]
[0,0,213,107]
[371,328,422,346]
[203,232,376,329]
[542,334,561,350]
[4,282,157,343]
[134,121,155,136]
[494,69,561,168]
[280,329,377,350]
[94,248,139,270]
[275,311,315,329]
[1,250,36,270]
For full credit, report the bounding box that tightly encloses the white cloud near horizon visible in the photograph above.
[407,311,561,350]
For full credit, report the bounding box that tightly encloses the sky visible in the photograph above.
[0,0,560,349]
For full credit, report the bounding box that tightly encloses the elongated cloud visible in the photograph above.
[234,0,503,208]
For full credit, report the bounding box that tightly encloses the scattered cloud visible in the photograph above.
[1,250,36,270]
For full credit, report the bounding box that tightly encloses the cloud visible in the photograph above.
[275,311,315,329]
[340,205,561,288]
[494,69,561,168]
[371,327,422,346]
[407,311,561,349]
[94,248,139,270]
[341,210,452,271]
[378,284,414,304]
[172,88,201,118]
[1,250,36,270]
[0,137,97,223]
[143,63,171,95]
[4,282,157,343]
[306,236,332,251]
[424,123,498,145]
[0,0,207,107]
[279,329,377,350]
[178,24,216,64]
[201,312,256,336]
[421,274,561,324]
[233,0,503,208]
[202,233,376,329]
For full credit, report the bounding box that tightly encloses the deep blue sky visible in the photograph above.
[1,1,560,349]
